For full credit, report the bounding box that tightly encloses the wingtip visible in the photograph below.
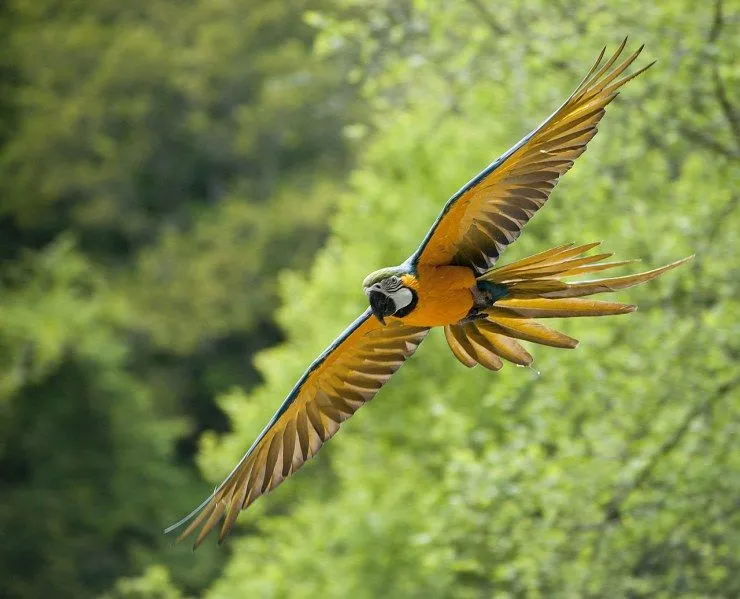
[218,521,232,546]
[641,59,657,73]
[192,532,209,551]
[632,43,646,63]
[164,489,218,539]
[163,518,186,536]
[595,45,607,66]
[666,254,695,269]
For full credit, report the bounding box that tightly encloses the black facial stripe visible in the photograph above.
[369,290,397,323]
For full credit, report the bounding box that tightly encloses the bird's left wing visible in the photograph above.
[410,39,652,273]
[166,309,428,548]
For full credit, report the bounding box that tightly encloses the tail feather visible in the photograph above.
[444,325,481,368]
[475,322,533,366]
[495,297,636,318]
[444,243,692,370]
[483,313,579,349]
[542,257,692,299]
[558,259,636,277]
[502,279,569,297]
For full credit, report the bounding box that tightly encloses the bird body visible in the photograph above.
[398,265,476,327]
[166,39,692,548]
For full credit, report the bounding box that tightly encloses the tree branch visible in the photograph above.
[679,125,739,159]
[465,0,508,35]
[708,0,724,43]
[602,374,740,524]
[713,66,740,148]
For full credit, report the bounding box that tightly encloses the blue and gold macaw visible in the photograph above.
[167,40,691,547]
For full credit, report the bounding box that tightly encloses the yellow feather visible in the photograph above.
[444,325,478,368]
[466,326,504,370]
[484,315,579,349]
[474,322,533,365]
[193,501,226,550]
[495,297,636,318]
[485,242,601,279]
[544,256,693,298]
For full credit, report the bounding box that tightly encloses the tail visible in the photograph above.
[444,243,692,370]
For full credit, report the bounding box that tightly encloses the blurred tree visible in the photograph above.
[3,0,739,597]
[154,0,737,598]
[0,0,364,598]
[1,0,358,252]
[0,239,218,598]
[0,2,18,151]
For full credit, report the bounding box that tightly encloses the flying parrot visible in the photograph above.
[167,40,691,548]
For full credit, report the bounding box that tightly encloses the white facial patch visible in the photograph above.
[389,287,413,311]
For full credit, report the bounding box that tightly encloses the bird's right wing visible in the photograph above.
[165,309,428,548]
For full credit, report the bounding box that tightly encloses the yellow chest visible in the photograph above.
[395,265,475,327]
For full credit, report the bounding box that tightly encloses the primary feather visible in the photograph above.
[166,312,427,548]
[411,38,653,272]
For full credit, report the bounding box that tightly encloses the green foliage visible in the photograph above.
[1,0,355,244]
[129,180,334,353]
[0,238,214,598]
[3,0,739,598]
[189,1,738,598]
[0,0,361,597]
[102,566,185,599]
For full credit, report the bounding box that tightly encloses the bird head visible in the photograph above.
[363,266,417,325]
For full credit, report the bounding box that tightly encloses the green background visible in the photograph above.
[1,1,738,597]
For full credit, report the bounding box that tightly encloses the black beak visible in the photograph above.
[368,290,396,325]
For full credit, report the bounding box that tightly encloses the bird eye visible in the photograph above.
[383,275,401,291]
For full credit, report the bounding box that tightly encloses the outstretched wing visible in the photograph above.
[410,39,652,273]
[166,309,428,548]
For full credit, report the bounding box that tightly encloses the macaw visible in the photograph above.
[167,39,691,548]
